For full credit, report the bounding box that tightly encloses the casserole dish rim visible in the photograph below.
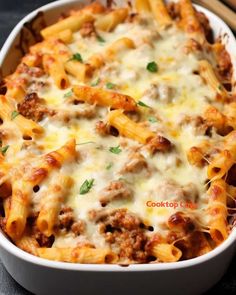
[0,0,236,272]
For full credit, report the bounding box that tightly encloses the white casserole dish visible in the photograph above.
[0,1,236,294]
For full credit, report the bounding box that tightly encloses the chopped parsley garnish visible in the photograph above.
[69,53,83,63]
[97,35,105,43]
[91,78,100,87]
[218,84,223,90]
[11,110,19,120]
[148,116,158,123]
[106,162,113,170]
[109,145,122,154]
[1,145,9,156]
[64,90,73,98]
[146,61,158,73]
[137,101,151,108]
[79,179,95,194]
[106,82,116,89]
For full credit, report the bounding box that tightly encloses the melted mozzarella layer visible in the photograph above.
[29,14,217,248]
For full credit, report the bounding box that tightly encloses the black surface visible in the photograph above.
[0,1,235,294]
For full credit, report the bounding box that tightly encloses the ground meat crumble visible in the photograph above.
[93,209,149,263]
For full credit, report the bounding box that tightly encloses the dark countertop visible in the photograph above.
[0,1,235,294]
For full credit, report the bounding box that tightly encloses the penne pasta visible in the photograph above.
[104,37,136,60]
[199,60,228,99]
[6,180,32,240]
[207,149,234,180]
[179,0,203,38]
[72,85,137,111]
[65,61,93,82]
[135,0,151,12]
[87,37,135,70]
[187,141,212,167]
[57,29,73,43]
[15,232,39,256]
[108,110,155,144]
[6,139,76,240]
[95,8,128,31]
[0,95,44,136]
[148,0,172,26]
[37,247,118,264]
[43,54,70,89]
[151,243,182,262]
[207,179,228,244]
[41,14,94,39]
[37,175,73,237]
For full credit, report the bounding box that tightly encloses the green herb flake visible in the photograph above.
[79,179,95,194]
[148,116,158,123]
[91,78,101,87]
[218,84,223,90]
[109,145,122,154]
[11,110,19,120]
[146,61,158,73]
[64,90,73,98]
[106,162,113,170]
[137,101,151,108]
[97,35,105,43]
[1,145,9,156]
[106,82,116,90]
[69,53,83,63]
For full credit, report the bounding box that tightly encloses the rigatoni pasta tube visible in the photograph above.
[87,53,105,70]
[73,85,137,111]
[105,37,136,59]
[6,140,76,240]
[95,8,128,31]
[203,106,227,133]
[0,95,43,136]
[57,29,73,43]
[4,75,27,102]
[37,175,73,237]
[37,247,118,264]
[14,115,44,137]
[179,0,202,34]
[148,0,172,26]
[187,141,212,167]
[43,54,69,89]
[65,61,93,82]
[5,83,25,102]
[193,232,212,256]
[38,139,76,176]
[199,60,228,99]
[6,180,32,240]
[135,0,151,12]
[224,130,236,154]
[207,149,234,180]
[41,14,94,39]
[88,38,135,69]
[77,1,106,14]
[45,29,73,43]
[207,179,228,244]
[3,197,11,218]
[15,233,39,256]
[151,243,182,262]
[108,110,155,144]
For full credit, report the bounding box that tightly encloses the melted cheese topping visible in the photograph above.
[2,7,225,255]
[38,18,213,248]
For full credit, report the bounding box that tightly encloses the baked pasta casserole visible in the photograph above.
[0,0,236,264]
